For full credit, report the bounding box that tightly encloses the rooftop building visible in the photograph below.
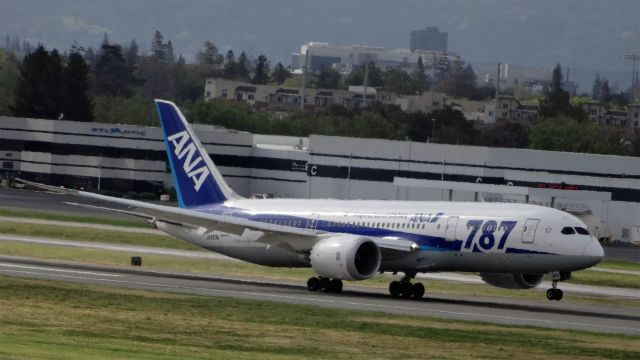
[410,26,448,53]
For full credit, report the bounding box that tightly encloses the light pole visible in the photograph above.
[300,47,310,111]
[622,53,640,104]
[431,118,437,143]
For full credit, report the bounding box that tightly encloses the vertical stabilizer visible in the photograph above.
[155,99,240,207]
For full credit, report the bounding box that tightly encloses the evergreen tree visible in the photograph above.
[62,51,93,121]
[125,39,139,66]
[93,43,135,97]
[101,33,110,47]
[412,57,428,94]
[252,54,270,84]
[592,74,602,101]
[600,80,611,104]
[166,40,175,64]
[197,41,223,66]
[151,31,165,60]
[11,46,64,119]
[315,66,341,89]
[538,63,583,119]
[271,62,291,85]
[237,51,251,81]
[223,50,237,78]
[381,67,414,95]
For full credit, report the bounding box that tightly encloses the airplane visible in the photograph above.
[18,99,605,301]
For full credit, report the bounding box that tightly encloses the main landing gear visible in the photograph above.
[307,276,343,293]
[389,272,425,300]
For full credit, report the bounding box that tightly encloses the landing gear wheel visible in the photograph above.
[554,289,563,301]
[546,288,555,300]
[319,277,331,292]
[389,281,402,297]
[546,288,564,301]
[401,282,413,298]
[329,279,343,293]
[307,277,319,291]
[412,283,425,299]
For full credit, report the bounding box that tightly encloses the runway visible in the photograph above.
[0,255,638,336]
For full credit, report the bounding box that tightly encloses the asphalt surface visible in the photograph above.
[0,255,638,336]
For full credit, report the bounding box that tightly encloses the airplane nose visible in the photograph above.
[582,237,604,263]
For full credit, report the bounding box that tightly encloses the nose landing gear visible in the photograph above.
[389,272,425,300]
[546,271,570,301]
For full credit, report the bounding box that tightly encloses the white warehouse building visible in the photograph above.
[1,115,639,243]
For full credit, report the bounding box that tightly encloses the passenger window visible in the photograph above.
[561,227,576,235]
[575,227,590,235]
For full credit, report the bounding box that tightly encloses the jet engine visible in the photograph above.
[480,273,544,289]
[310,235,381,280]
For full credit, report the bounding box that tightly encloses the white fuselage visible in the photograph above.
[156,199,604,275]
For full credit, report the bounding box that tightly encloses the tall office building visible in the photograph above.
[410,27,447,52]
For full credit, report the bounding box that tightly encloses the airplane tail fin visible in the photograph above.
[155,99,241,208]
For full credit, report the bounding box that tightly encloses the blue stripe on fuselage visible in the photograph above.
[189,204,553,255]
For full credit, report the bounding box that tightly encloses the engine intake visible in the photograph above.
[310,235,381,280]
[480,273,544,289]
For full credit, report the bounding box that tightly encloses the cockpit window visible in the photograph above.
[561,227,576,235]
[574,227,590,235]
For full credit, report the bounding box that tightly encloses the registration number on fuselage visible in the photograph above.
[462,220,518,252]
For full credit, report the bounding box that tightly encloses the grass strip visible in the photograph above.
[0,276,638,360]
[0,208,149,228]
[0,221,200,251]
[1,241,639,308]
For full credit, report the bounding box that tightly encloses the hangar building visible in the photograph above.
[1,115,639,243]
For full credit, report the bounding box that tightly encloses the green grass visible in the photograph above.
[573,270,640,289]
[0,208,149,228]
[0,221,200,251]
[0,276,638,360]
[599,260,640,272]
[0,241,639,308]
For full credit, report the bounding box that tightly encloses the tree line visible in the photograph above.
[0,32,637,156]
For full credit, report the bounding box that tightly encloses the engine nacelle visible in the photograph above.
[480,273,544,289]
[310,235,381,280]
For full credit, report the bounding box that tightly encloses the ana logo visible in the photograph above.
[167,130,210,191]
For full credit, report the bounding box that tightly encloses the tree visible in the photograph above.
[151,31,166,61]
[124,39,139,66]
[381,67,414,95]
[237,51,251,81]
[479,122,529,148]
[314,66,340,89]
[436,63,477,98]
[592,74,601,101]
[271,62,291,85]
[344,62,383,87]
[538,64,584,120]
[93,43,135,97]
[11,46,64,119]
[223,50,237,79]
[426,107,477,145]
[0,49,20,115]
[600,80,611,104]
[166,40,175,64]
[411,57,428,94]
[62,51,93,121]
[530,116,630,155]
[197,41,223,66]
[252,54,270,85]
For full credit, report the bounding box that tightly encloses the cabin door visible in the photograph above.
[445,216,459,241]
[522,219,539,244]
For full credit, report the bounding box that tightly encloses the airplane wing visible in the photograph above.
[16,179,418,253]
